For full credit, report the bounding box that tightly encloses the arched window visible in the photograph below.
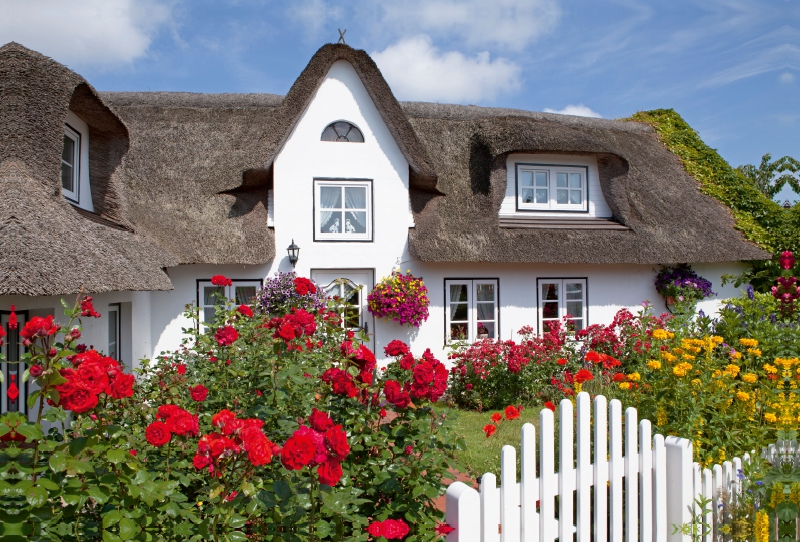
[321,121,364,143]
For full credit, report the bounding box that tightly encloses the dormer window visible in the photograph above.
[516,163,588,212]
[61,124,81,202]
[321,121,364,143]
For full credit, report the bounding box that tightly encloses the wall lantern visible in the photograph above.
[287,239,300,268]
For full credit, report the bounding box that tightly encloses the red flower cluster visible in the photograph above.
[146,404,200,447]
[266,308,317,348]
[189,384,208,402]
[384,340,410,357]
[281,411,350,486]
[54,349,134,413]
[294,277,317,296]
[322,367,358,398]
[574,369,594,384]
[385,343,448,404]
[21,315,59,343]
[80,296,101,318]
[237,304,253,317]
[211,275,233,287]
[584,350,621,369]
[367,518,410,539]
[214,326,239,346]
[193,409,276,472]
[342,339,377,384]
[484,404,523,437]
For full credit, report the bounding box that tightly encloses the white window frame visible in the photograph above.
[313,179,373,242]
[537,278,588,334]
[444,279,499,343]
[197,280,263,327]
[62,124,81,203]
[516,163,589,212]
[107,303,121,362]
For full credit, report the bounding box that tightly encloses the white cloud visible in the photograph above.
[780,72,795,83]
[543,104,603,118]
[371,35,521,103]
[287,0,343,39]
[379,0,561,51]
[0,0,171,68]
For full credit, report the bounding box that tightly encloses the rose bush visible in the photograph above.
[0,276,460,541]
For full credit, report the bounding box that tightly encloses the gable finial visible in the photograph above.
[337,29,347,45]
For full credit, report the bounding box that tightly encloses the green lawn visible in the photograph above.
[446,407,544,481]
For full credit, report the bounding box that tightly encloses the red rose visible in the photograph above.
[331,373,357,398]
[129,449,137,457]
[62,386,99,414]
[325,425,350,459]
[413,362,435,385]
[146,421,171,447]
[557,358,568,365]
[214,326,238,346]
[379,408,387,418]
[368,522,384,537]
[483,424,497,437]
[80,296,101,318]
[384,340,410,357]
[193,453,211,470]
[211,409,237,434]
[399,353,415,370]
[190,384,208,402]
[244,433,274,466]
[237,304,253,317]
[294,277,317,295]
[76,361,109,395]
[545,401,556,412]
[20,315,59,341]
[435,523,455,535]
[308,408,334,432]
[211,275,233,287]
[382,519,410,539]
[175,364,187,375]
[504,405,520,420]
[107,373,134,399]
[29,365,43,377]
[281,433,317,470]
[317,458,343,486]
[169,410,200,437]
[278,323,296,342]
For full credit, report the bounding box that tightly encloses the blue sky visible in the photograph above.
[2,0,798,199]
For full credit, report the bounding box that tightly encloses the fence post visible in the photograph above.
[665,436,693,542]
[447,482,481,542]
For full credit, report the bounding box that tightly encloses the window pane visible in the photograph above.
[476,283,494,301]
[204,286,225,305]
[345,212,367,233]
[569,173,582,188]
[541,283,559,301]
[62,135,74,164]
[536,189,548,203]
[203,307,217,324]
[566,301,583,318]
[542,320,558,333]
[568,318,584,332]
[450,303,468,321]
[320,186,342,208]
[542,302,559,319]
[535,172,548,186]
[476,321,495,338]
[450,323,468,340]
[476,302,494,320]
[321,211,343,234]
[235,286,257,305]
[61,163,74,191]
[570,190,582,204]
[557,189,569,204]
[521,188,534,203]
[344,186,366,209]
[344,307,360,328]
[108,310,118,360]
[556,172,568,187]
[566,283,583,299]
[520,171,533,186]
[449,284,468,302]
[343,283,360,305]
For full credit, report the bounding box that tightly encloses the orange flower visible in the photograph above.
[483,424,497,437]
[504,405,521,420]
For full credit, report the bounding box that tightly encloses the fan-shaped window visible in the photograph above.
[321,121,364,143]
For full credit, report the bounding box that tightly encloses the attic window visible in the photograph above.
[61,124,81,202]
[321,121,364,143]
[516,163,588,212]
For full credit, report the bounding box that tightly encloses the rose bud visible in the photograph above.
[48,348,57,357]
[29,365,43,377]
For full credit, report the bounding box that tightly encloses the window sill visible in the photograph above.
[498,215,629,230]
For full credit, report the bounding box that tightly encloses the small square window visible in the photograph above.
[537,278,587,333]
[314,180,372,241]
[445,279,499,343]
[516,164,588,212]
[198,280,262,328]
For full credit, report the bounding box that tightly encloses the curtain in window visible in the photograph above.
[344,187,366,227]
[319,187,341,227]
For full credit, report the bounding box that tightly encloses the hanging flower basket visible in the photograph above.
[655,265,715,311]
[367,271,430,327]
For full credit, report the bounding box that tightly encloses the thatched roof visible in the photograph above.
[0,42,175,296]
[1,41,768,291]
[401,103,770,264]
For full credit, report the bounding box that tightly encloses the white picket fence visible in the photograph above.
[445,392,749,542]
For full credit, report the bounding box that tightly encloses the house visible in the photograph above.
[0,42,769,416]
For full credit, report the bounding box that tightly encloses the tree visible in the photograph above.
[736,153,800,199]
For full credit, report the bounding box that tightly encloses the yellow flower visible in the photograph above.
[661,352,677,363]
[647,360,661,370]
[652,329,670,340]
[742,373,758,383]
[627,372,641,382]
[736,391,750,402]
[710,335,724,345]
[673,362,692,377]
[729,350,742,360]
[747,348,762,357]
[739,338,759,348]
[656,408,667,426]
[618,382,631,390]
[712,369,723,378]
[765,413,778,423]
[764,363,778,374]
[681,353,696,361]
[672,347,684,356]
[724,364,741,378]
[755,510,769,542]
[691,378,702,387]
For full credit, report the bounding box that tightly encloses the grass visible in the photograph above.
[446,406,543,481]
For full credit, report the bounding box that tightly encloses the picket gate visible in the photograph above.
[445,392,749,542]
